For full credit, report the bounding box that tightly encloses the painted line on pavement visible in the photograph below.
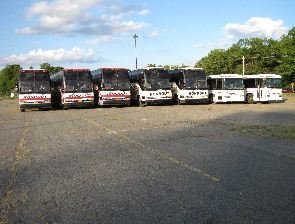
[84,118,220,182]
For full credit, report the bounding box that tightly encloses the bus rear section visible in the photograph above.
[243,74,283,103]
[18,69,52,112]
[129,67,172,106]
[51,69,94,109]
[91,68,131,106]
[207,74,244,103]
[169,67,208,104]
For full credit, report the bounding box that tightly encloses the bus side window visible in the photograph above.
[208,79,216,90]
[217,79,222,90]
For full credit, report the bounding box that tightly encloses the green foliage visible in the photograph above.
[274,27,295,85]
[0,63,63,96]
[147,64,157,67]
[0,64,20,96]
[40,63,63,75]
[196,26,295,86]
[162,64,190,70]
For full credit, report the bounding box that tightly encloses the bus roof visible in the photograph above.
[63,68,90,72]
[100,67,128,70]
[142,67,165,70]
[208,74,243,78]
[243,74,281,79]
[181,67,203,71]
[20,69,48,72]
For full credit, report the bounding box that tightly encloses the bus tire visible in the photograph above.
[209,94,214,104]
[246,94,254,104]
[173,95,180,105]
[20,108,25,112]
[137,96,144,107]
[138,100,145,107]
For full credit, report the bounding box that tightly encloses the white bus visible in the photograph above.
[169,67,208,104]
[243,74,282,103]
[51,68,94,109]
[129,67,172,106]
[91,68,131,106]
[18,69,52,112]
[207,74,244,103]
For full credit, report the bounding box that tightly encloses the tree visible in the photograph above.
[195,27,295,85]
[147,64,156,67]
[40,63,63,75]
[275,27,295,85]
[0,64,21,96]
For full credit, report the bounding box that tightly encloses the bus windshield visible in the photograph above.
[184,70,207,89]
[265,78,282,88]
[145,70,171,90]
[103,70,130,91]
[19,71,50,93]
[35,72,50,93]
[224,78,244,90]
[64,71,92,92]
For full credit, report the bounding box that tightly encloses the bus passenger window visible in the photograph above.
[217,79,222,90]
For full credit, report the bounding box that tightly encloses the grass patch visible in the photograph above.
[230,125,295,140]
[283,93,295,102]
[0,96,17,101]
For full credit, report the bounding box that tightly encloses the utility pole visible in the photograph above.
[133,34,138,69]
[242,56,245,76]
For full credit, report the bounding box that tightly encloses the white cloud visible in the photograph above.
[224,17,288,40]
[148,30,161,38]
[193,17,289,53]
[16,0,149,37]
[86,35,119,45]
[138,9,150,16]
[0,47,100,66]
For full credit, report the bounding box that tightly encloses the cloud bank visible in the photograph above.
[16,0,149,36]
[194,17,288,51]
[0,47,100,66]
[224,17,288,40]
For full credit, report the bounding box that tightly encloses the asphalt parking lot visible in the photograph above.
[0,98,294,223]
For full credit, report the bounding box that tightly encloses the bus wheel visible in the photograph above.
[173,95,180,105]
[138,100,145,107]
[20,108,25,112]
[137,96,144,107]
[209,94,214,104]
[247,94,254,104]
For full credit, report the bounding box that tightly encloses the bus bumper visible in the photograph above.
[182,98,209,104]
[144,99,173,105]
[63,101,94,108]
[19,103,52,110]
[99,100,131,106]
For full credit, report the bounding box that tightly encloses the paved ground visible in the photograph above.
[0,97,294,223]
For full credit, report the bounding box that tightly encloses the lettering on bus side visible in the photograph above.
[24,95,47,99]
[149,91,167,96]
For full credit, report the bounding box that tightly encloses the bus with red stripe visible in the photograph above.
[91,68,131,106]
[18,69,52,112]
[50,68,94,109]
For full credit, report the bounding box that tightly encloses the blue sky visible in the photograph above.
[0,0,294,70]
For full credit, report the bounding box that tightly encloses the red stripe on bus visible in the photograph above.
[19,98,51,101]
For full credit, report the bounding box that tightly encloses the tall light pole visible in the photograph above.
[133,34,138,69]
[242,56,245,76]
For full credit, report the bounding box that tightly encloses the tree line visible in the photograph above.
[0,27,294,96]
[195,27,295,86]
[0,63,63,96]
